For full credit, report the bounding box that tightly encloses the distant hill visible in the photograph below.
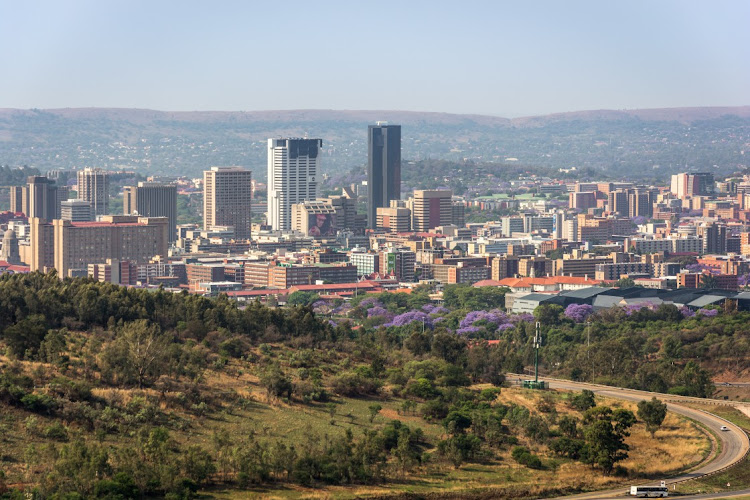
[0,106,748,181]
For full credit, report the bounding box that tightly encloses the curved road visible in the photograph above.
[506,375,750,499]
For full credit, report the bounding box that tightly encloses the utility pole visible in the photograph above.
[534,321,542,383]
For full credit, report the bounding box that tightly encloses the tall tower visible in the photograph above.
[367,123,401,228]
[77,168,109,216]
[267,138,322,231]
[203,167,253,240]
[27,176,68,220]
[123,182,178,242]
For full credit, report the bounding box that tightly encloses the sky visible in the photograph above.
[1,0,748,117]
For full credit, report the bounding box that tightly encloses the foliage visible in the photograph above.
[637,397,668,437]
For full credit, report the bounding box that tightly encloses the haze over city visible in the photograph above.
[1,0,749,116]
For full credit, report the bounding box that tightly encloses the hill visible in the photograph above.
[0,106,748,181]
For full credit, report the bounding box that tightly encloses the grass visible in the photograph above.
[0,353,713,500]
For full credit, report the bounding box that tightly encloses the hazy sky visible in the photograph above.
[1,0,748,117]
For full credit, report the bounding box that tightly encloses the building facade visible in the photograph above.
[77,168,109,216]
[124,182,178,242]
[203,167,253,239]
[367,123,401,228]
[267,138,322,231]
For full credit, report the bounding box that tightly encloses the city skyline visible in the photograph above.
[1,1,748,117]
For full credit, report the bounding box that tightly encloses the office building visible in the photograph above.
[376,202,412,233]
[267,138,322,231]
[367,123,401,228]
[203,167,253,239]
[291,201,338,237]
[124,182,178,242]
[9,186,27,214]
[60,200,93,222]
[25,176,69,220]
[77,168,109,216]
[412,189,452,232]
[30,215,169,277]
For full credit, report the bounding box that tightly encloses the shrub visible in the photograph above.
[44,422,69,441]
[330,372,381,397]
[511,446,543,469]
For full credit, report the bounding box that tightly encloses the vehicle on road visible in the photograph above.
[630,484,668,497]
[721,425,730,431]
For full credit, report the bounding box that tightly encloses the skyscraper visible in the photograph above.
[412,189,452,232]
[124,182,178,242]
[77,168,109,216]
[27,176,69,220]
[367,123,401,228]
[267,138,322,231]
[203,167,253,240]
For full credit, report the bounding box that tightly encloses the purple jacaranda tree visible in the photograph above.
[359,297,383,309]
[564,303,594,323]
[509,313,535,324]
[367,306,394,321]
[422,304,448,315]
[384,310,433,328]
[697,308,719,317]
[679,306,695,318]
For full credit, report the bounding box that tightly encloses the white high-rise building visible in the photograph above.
[77,168,109,216]
[267,138,322,231]
[203,167,253,240]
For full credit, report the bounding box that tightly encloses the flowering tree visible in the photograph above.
[384,310,433,328]
[679,306,695,318]
[697,308,719,317]
[359,297,383,309]
[367,306,394,321]
[564,303,594,323]
[422,304,448,315]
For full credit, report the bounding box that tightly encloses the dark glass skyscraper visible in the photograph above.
[367,123,401,228]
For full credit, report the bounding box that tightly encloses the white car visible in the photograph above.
[720,425,730,431]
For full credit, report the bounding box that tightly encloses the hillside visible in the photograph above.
[0,274,716,499]
[0,106,748,181]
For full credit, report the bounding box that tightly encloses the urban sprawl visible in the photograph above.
[2,123,749,315]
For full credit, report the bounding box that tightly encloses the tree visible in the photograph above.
[533,304,564,326]
[100,320,171,388]
[368,404,382,423]
[700,274,718,289]
[637,397,668,438]
[569,389,596,412]
[582,406,636,474]
[287,291,320,307]
[260,365,294,400]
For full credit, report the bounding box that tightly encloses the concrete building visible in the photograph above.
[1,229,20,264]
[123,182,178,242]
[412,189,452,232]
[367,123,401,228]
[203,166,252,239]
[267,138,321,231]
[26,176,68,220]
[60,200,93,222]
[291,201,339,237]
[376,203,411,233]
[77,168,109,216]
[9,186,27,214]
[30,215,169,277]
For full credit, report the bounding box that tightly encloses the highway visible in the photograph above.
[506,375,750,499]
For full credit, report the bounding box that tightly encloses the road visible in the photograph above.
[506,375,750,499]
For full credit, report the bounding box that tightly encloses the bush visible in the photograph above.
[43,422,69,441]
[21,393,57,414]
[331,372,381,397]
[511,446,543,469]
[404,378,439,399]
